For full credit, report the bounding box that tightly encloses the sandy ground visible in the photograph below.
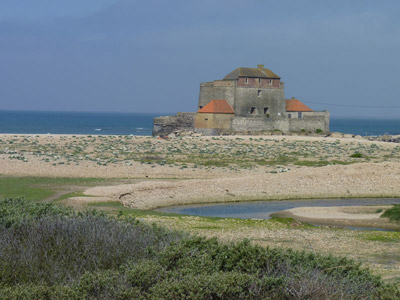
[67,161,400,210]
[1,133,400,209]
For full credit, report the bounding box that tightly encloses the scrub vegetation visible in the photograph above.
[382,205,400,222]
[0,198,398,300]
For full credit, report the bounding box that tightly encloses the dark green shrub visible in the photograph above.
[0,197,74,227]
[0,199,183,286]
[315,128,323,134]
[0,198,398,299]
[350,152,363,158]
[123,260,167,291]
[149,272,280,300]
[381,205,400,222]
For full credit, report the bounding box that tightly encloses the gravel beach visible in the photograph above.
[1,133,400,209]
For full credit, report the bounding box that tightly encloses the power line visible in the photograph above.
[302,100,400,109]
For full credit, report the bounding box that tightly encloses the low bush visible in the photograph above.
[0,198,398,299]
[382,204,400,222]
[350,152,364,158]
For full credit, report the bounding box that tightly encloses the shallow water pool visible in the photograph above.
[157,198,400,221]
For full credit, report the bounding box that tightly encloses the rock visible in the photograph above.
[180,131,194,137]
[329,132,343,138]
[354,135,364,140]
[343,134,353,139]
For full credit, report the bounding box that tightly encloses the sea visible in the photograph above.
[0,110,399,137]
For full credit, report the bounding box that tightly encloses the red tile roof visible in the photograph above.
[198,100,234,114]
[285,98,313,112]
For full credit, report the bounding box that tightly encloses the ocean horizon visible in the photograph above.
[0,110,399,136]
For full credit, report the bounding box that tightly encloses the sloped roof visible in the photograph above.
[224,65,280,80]
[285,98,313,112]
[198,100,234,114]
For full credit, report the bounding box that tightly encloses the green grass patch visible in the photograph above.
[294,160,352,167]
[269,217,297,225]
[0,176,106,202]
[362,231,400,243]
[350,152,364,158]
[54,192,90,202]
[87,201,179,217]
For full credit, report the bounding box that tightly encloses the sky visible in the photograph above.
[0,0,400,118]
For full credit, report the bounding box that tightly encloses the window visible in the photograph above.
[257,90,262,97]
[199,106,203,109]
[269,79,273,85]
[288,113,291,119]
[250,107,256,114]
[258,78,261,84]
[245,77,248,84]
[263,107,269,114]
[205,118,208,121]
[298,112,302,119]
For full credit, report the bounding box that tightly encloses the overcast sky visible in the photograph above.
[0,0,399,118]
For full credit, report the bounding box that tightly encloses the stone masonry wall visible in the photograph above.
[234,84,286,118]
[231,117,289,133]
[288,111,330,133]
[194,113,233,129]
[198,81,236,109]
[237,77,280,88]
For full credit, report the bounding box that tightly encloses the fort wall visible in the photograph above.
[231,117,289,133]
[198,81,236,109]
[194,113,233,129]
[288,111,330,133]
[237,77,280,88]
[234,84,286,118]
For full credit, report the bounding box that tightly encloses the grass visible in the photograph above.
[0,176,107,202]
[362,231,400,243]
[87,201,181,217]
[294,160,352,167]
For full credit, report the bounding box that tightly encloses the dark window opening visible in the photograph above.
[245,77,248,84]
[250,107,256,114]
[258,90,262,97]
[205,118,208,121]
[288,113,291,119]
[269,79,273,85]
[258,78,261,84]
[199,106,203,109]
[263,107,269,114]
[298,112,302,119]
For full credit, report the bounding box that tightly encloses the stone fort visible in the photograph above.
[153,65,329,136]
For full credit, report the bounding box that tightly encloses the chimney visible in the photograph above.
[257,64,264,70]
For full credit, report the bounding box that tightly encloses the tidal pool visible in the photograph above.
[157,198,400,220]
